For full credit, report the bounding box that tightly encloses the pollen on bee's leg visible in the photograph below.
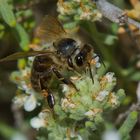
[89,59,96,65]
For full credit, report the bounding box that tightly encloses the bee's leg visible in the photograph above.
[88,63,94,84]
[67,57,81,76]
[52,67,79,91]
[39,78,55,109]
[67,47,79,69]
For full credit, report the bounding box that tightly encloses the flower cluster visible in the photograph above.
[11,59,40,112]
[28,71,125,140]
[11,54,125,140]
[57,0,102,30]
[56,72,124,121]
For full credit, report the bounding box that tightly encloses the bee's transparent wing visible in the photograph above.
[35,15,67,43]
[0,51,54,62]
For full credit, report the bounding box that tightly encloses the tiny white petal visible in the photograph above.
[24,94,37,112]
[21,81,28,89]
[25,89,35,95]
[96,91,109,101]
[21,69,28,77]
[28,57,34,61]
[30,117,45,129]
[38,112,48,119]
[69,103,76,108]
[85,109,102,118]
[94,56,100,62]
[85,110,94,117]
[96,62,101,68]
[105,72,116,83]
[37,102,41,106]
[62,84,69,93]
[61,98,76,110]
[13,95,26,107]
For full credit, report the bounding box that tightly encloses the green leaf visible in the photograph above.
[117,89,126,104]
[0,0,16,27]
[14,23,30,51]
[119,111,138,139]
[0,121,16,139]
[129,71,140,81]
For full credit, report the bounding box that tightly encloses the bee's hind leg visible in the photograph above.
[52,67,79,91]
[39,78,55,109]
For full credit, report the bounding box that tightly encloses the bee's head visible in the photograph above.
[54,38,78,57]
[75,44,94,83]
[75,44,93,67]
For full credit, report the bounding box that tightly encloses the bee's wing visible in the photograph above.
[0,51,54,62]
[35,15,67,43]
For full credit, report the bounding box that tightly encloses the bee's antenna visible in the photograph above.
[88,63,94,84]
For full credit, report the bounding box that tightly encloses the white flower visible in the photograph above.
[80,12,93,20]
[93,12,102,21]
[102,130,121,140]
[19,81,29,91]
[30,117,46,129]
[96,91,109,101]
[94,54,99,62]
[61,98,76,110]
[23,94,37,112]
[30,112,48,129]
[85,109,102,118]
[38,112,48,119]
[105,72,116,83]
[13,95,26,108]
[62,84,69,93]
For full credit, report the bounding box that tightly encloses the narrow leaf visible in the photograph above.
[14,23,30,51]
[0,0,16,27]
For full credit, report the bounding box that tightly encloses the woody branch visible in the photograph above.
[96,0,140,29]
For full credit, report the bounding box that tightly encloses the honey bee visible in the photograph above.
[0,15,96,109]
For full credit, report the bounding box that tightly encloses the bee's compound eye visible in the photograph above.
[75,54,84,66]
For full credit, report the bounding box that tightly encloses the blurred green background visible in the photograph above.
[0,0,140,140]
